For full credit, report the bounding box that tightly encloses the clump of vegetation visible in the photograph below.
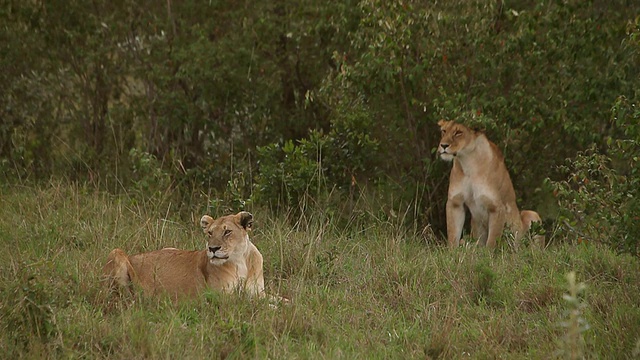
[549,95,639,256]
[1,272,58,355]
[472,261,497,305]
[2,1,639,238]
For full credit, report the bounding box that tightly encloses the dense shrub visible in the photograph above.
[1,1,639,243]
[549,97,639,255]
[254,133,327,208]
[548,17,639,256]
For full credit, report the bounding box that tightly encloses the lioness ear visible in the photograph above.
[200,215,214,232]
[236,211,253,230]
[437,119,447,127]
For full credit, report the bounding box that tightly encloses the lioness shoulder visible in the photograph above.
[437,120,544,248]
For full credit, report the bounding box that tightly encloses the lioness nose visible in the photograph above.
[209,246,221,253]
[441,143,449,149]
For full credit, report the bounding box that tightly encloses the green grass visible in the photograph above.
[1,183,639,359]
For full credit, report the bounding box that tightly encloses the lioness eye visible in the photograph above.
[223,229,232,237]
[454,130,463,137]
[207,230,213,236]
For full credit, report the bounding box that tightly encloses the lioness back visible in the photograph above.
[127,249,208,297]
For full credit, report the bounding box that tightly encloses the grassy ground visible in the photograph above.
[1,183,639,359]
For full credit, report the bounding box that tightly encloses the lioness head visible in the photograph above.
[200,212,253,265]
[437,120,479,161]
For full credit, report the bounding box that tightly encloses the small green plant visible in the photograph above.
[472,261,496,305]
[557,271,589,360]
[205,171,254,216]
[253,132,327,209]
[128,148,172,197]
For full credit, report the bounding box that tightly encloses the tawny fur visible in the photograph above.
[437,120,544,248]
[102,211,266,299]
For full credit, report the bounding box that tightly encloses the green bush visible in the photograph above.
[529,14,639,255]
[253,100,379,211]
[1,0,640,236]
[549,97,639,255]
[254,132,328,208]
[128,148,172,197]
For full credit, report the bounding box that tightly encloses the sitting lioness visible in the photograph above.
[437,120,544,248]
[103,211,267,299]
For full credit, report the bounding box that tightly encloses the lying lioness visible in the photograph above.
[437,120,544,248]
[103,211,268,299]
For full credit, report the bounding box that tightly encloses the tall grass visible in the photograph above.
[1,182,639,359]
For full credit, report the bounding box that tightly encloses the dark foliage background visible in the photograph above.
[1,0,638,253]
